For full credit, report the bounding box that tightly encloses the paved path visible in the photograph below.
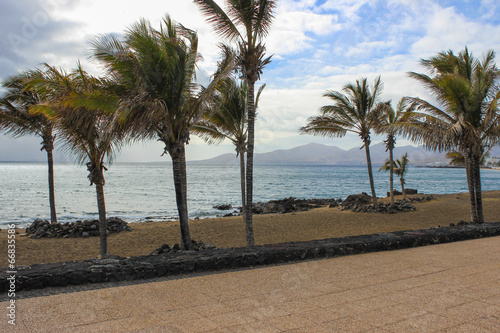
[2,236,500,332]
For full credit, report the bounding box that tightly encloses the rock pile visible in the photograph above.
[341,194,435,214]
[149,240,216,255]
[25,217,132,239]
[252,197,341,214]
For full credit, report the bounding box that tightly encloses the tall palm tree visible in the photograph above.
[301,77,384,208]
[379,153,410,199]
[0,73,58,224]
[91,16,231,250]
[30,64,124,257]
[193,77,265,217]
[194,0,276,246]
[375,98,412,205]
[402,47,500,223]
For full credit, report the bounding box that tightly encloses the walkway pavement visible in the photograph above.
[2,236,500,332]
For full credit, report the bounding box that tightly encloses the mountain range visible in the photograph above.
[192,142,500,166]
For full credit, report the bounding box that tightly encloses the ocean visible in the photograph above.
[1,162,499,228]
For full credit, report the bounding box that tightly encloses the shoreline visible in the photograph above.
[1,191,499,267]
[0,190,477,229]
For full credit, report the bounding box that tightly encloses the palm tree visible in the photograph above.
[0,73,58,224]
[91,17,231,250]
[379,153,410,199]
[446,150,489,167]
[375,98,412,205]
[194,0,276,246]
[30,64,124,257]
[445,151,465,166]
[301,77,384,208]
[193,77,265,217]
[402,47,500,223]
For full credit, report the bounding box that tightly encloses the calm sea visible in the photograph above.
[1,162,499,228]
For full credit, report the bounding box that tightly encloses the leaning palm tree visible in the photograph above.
[193,77,265,217]
[379,153,410,199]
[194,0,276,246]
[402,47,500,223]
[301,77,384,208]
[30,64,124,257]
[375,98,412,205]
[91,16,232,250]
[0,73,58,224]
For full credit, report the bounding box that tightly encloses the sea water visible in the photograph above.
[0,162,499,228]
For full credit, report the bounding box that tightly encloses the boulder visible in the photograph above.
[341,193,372,209]
[387,189,418,196]
[213,204,232,211]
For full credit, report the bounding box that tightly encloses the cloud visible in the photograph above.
[0,0,85,77]
[267,6,340,56]
[410,6,500,58]
[320,0,372,23]
[2,0,500,162]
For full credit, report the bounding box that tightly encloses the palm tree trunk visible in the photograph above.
[400,177,406,200]
[245,82,256,246]
[465,152,478,223]
[46,147,57,224]
[95,179,107,257]
[473,155,484,224]
[364,140,378,208]
[171,144,193,250]
[389,145,394,206]
[239,151,246,217]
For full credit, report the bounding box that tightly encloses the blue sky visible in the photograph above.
[1,0,500,162]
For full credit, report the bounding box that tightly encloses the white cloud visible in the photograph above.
[267,9,340,55]
[410,6,500,58]
[320,0,373,23]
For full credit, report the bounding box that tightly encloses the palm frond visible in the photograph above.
[193,0,241,41]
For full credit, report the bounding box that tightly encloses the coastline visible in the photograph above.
[1,191,499,267]
[2,163,500,228]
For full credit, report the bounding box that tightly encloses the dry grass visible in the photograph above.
[1,191,499,267]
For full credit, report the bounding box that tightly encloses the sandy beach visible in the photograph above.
[1,191,499,267]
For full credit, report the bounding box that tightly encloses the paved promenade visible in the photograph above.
[2,236,500,332]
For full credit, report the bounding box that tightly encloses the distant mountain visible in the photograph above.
[191,142,461,166]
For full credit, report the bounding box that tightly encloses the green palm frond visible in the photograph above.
[403,47,500,156]
[0,72,54,141]
[192,76,253,153]
[302,76,384,142]
[195,0,276,84]
[27,63,126,170]
[90,15,231,156]
[379,153,409,177]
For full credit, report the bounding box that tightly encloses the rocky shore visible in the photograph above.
[214,197,341,216]
[215,193,434,216]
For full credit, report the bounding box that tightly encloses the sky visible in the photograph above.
[1,0,500,162]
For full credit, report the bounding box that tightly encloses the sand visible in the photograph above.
[1,191,499,267]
